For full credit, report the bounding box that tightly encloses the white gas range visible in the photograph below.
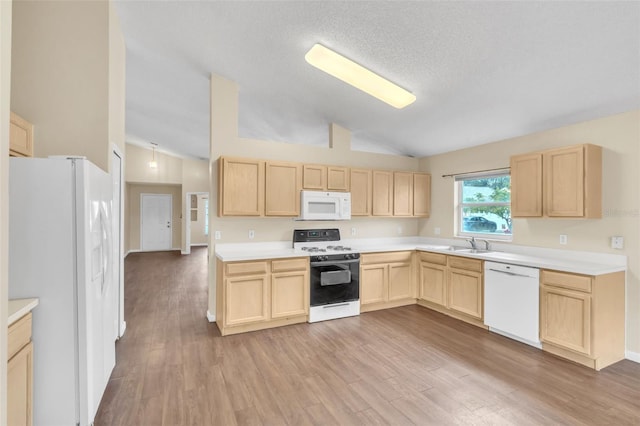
[293,229,360,323]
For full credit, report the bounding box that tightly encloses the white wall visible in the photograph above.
[0,1,12,423]
[11,0,112,172]
[420,110,640,355]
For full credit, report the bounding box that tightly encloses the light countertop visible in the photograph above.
[8,298,39,326]
[215,238,626,276]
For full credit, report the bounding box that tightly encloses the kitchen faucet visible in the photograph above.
[467,237,477,249]
[477,239,491,251]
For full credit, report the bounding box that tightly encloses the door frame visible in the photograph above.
[111,143,126,338]
[183,191,209,255]
[140,193,173,251]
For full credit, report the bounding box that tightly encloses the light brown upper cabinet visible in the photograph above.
[350,168,372,216]
[265,161,302,216]
[302,164,326,190]
[372,170,393,216]
[510,144,602,218]
[218,157,264,216]
[393,172,413,216]
[510,153,542,217]
[303,165,350,191]
[327,166,349,191]
[545,144,601,218]
[413,173,431,217]
[10,112,34,157]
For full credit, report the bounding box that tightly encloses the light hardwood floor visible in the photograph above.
[95,248,640,425]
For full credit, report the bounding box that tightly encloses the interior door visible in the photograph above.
[141,194,172,251]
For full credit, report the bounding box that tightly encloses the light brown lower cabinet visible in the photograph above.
[8,313,34,426]
[216,257,309,336]
[360,251,414,312]
[417,252,485,328]
[540,269,625,370]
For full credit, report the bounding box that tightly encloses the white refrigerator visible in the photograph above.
[9,157,118,426]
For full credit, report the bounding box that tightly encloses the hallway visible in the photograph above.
[95,248,640,425]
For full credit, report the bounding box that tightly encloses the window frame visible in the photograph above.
[455,171,512,242]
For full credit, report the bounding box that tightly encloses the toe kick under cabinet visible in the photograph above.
[216,257,309,336]
[540,269,625,370]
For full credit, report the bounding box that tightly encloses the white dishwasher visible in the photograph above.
[484,261,541,348]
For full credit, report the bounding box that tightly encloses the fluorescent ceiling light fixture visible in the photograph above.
[305,43,416,109]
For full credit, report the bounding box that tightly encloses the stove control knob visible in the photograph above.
[318,255,328,262]
[345,253,353,259]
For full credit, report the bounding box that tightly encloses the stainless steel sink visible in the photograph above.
[453,248,493,254]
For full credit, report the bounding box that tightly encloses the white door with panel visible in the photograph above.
[141,194,172,251]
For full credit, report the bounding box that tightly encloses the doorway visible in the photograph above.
[111,145,125,337]
[184,191,209,255]
[140,193,173,251]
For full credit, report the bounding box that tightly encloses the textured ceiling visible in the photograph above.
[115,1,640,160]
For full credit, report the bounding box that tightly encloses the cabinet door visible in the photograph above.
[350,169,372,216]
[219,157,264,216]
[419,262,447,306]
[360,264,388,305]
[271,270,309,319]
[393,172,413,216]
[540,286,591,355]
[265,161,302,216]
[372,170,393,216]
[225,275,269,326]
[388,261,413,301]
[413,173,431,217]
[8,342,33,426]
[303,164,326,190]
[511,153,542,217]
[448,269,483,319]
[327,166,349,191]
[544,146,584,217]
[9,112,34,157]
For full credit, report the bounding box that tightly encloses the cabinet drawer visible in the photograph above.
[541,270,592,293]
[272,257,308,272]
[361,251,413,265]
[226,261,269,276]
[8,313,32,360]
[418,251,447,265]
[448,256,482,272]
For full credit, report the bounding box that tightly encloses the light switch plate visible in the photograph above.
[215,231,221,240]
[351,227,356,236]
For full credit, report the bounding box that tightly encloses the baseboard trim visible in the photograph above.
[191,243,209,247]
[626,350,640,363]
[118,321,127,338]
[125,249,141,258]
[206,310,216,322]
[181,250,189,255]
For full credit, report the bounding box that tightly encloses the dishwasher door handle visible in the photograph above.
[487,268,534,278]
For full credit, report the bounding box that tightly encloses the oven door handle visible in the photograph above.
[310,259,360,267]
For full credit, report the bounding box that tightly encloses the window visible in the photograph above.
[456,173,511,240]
[204,197,209,236]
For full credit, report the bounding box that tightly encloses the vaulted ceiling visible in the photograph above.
[115,1,640,160]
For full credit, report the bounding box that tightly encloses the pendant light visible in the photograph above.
[149,143,158,168]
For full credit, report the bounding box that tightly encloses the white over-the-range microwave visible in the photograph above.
[298,190,351,221]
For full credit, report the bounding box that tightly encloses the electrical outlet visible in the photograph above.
[434,227,441,235]
[351,227,356,236]
[214,231,221,240]
[559,234,567,245]
[611,236,624,249]
[248,230,255,239]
